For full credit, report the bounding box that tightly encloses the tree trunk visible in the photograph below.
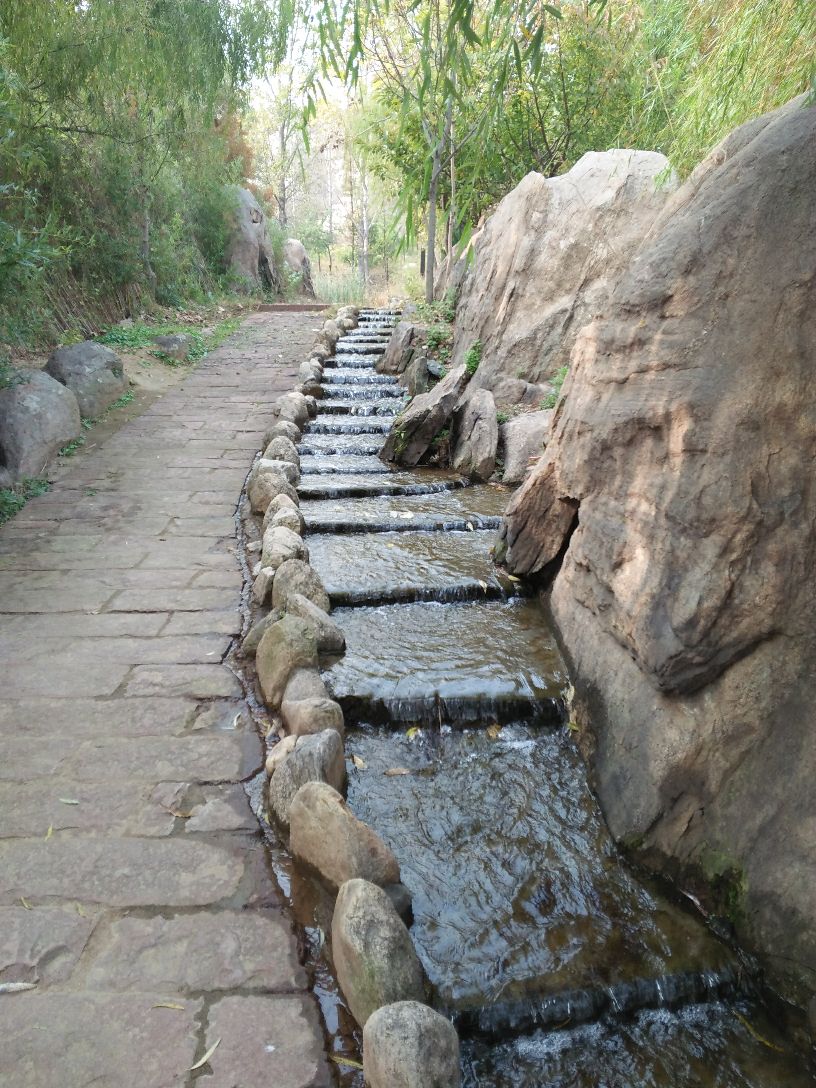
[278,124,288,227]
[445,100,456,289]
[360,163,370,287]
[425,143,441,304]
[141,190,157,298]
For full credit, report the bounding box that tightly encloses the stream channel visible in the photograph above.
[274,309,812,1086]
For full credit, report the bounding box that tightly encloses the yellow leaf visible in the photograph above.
[384,767,411,777]
[331,1056,364,1070]
[190,1038,221,1071]
[59,798,80,805]
[352,754,367,770]
[20,897,32,910]
[478,579,488,592]
[735,1012,785,1053]
[406,726,421,740]
[76,903,87,917]
[152,1002,185,1011]
[506,573,521,582]
[567,721,580,733]
[44,825,53,840]
[486,723,502,740]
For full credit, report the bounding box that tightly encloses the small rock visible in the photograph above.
[254,457,300,487]
[285,593,345,654]
[247,471,298,515]
[298,361,322,383]
[303,395,317,419]
[363,1001,461,1088]
[281,696,345,738]
[331,879,425,1027]
[403,355,429,397]
[265,733,298,775]
[151,333,190,361]
[241,610,281,657]
[276,392,310,428]
[322,319,339,346]
[263,435,300,466]
[256,616,318,708]
[268,730,346,827]
[272,559,331,613]
[270,507,305,536]
[264,420,301,445]
[289,785,399,890]
[252,567,275,605]
[426,360,445,379]
[261,524,308,571]
[262,493,299,531]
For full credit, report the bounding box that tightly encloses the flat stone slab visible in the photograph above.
[0,906,96,986]
[0,993,201,1088]
[84,909,306,992]
[202,994,332,1087]
[124,664,242,698]
[0,839,247,907]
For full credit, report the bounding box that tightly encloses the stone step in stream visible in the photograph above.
[274,307,804,1086]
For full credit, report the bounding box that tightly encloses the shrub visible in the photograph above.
[464,340,482,377]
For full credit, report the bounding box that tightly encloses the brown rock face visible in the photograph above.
[380,365,469,466]
[499,96,816,1004]
[452,151,675,405]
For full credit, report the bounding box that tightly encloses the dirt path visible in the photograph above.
[0,313,334,1087]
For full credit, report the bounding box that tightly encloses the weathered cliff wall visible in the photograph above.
[498,96,816,1005]
[451,150,676,406]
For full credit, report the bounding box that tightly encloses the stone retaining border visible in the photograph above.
[237,303,463,1084]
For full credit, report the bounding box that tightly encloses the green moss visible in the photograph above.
[464,340,482,377]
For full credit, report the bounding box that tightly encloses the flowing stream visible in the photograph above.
[294,308,810,1085]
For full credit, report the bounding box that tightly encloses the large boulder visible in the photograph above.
[331,879,425,1028]
[0,370,81,484]
[268,730,346,827]
[283,238,315,298]
[380,365,469,466]
[247,470,298,515]
[363,1002,461,1088]
[289,784,399,889]
[261,524,308,571]
[498,96,816,1006]
[451,388,497,481]
[380,322,425,376]
[500,409,552,485]
[44,342,127,419]
[452,150,676,406]
[285,593,346,654]
[227,187,279,292]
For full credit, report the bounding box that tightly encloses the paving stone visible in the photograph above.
[161,609,241,635]
[0,993,201,1088]
[84,909,306,992]
[202,994,332,1087]
[124,664,242,698]
[0,906,96,985]
[65,732,262,781]
[185,784,259,832]
[0,697,198,737]
[108,587,237,612]
[0,780,177,837]
[0,612,168,637]
[0,839,247,906]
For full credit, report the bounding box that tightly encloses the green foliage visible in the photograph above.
[0,476,50,524]
[0,1,291,348]
[98,315,240,365]
[426,324,451,353]
[541,364,568,408]
[58,434,85,458]
[0,352,22,390]
[496,410,510,426]
[464,340,482,377]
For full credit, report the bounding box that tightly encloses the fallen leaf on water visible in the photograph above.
[384,767,411,777]
[331,1057,364,1070]
[152,1002,185,1011]
[44,825,53,840]
[466,521,474,531]
[406,726,421,740]
[735,1012,785,1053]
[0,982,37,994]
[400,511,413,519]
[386,543,396,548]
[506,573,521,582]
[478,579,488,592]
[567,721,580,733]
[20,897,32,910]
[352,754,367,770]
[486,724,502,740]
[59,798,80,805]
[190,1038,221,1071]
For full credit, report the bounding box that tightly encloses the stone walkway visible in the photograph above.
[0,314,333,1087]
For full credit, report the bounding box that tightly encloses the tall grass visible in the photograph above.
[313,271,367,306]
